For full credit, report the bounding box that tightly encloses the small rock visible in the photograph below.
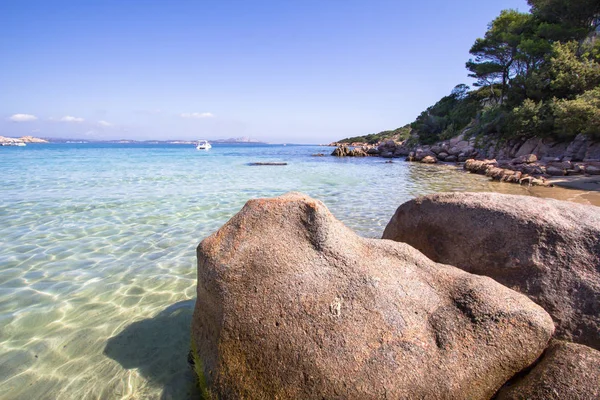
[545,166,565,176]
[587,165,600,175]
[248,162,288,166]
[511,154,538,164]
[430,145,442,154]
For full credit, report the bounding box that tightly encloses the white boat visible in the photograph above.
[196,140,212,150]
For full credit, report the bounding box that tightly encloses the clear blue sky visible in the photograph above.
[1,0,530,143]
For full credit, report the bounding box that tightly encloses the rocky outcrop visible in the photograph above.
[0,135,47,144]
[19,136,48,143]
[331,144,350,157]
[348,148,367,157]
[465,156,600,185]
[191,192,554,399]
[497,341,600,400]
[382,192,600,350]
[331,144,375,157]
[464,159,549,186]
[332,128,600,166]
[404,135,479,163]
[485,133,600,162]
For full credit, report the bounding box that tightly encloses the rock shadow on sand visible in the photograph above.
[104,299,201,400]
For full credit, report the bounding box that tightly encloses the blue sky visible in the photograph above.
[1,0,530,143]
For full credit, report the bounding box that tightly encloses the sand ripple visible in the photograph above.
[0,144,597,399]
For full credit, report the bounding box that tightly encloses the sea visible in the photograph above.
[0,143,597,399]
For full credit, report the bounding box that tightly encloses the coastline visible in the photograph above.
[440,161,600,206]
[329,131,600,198]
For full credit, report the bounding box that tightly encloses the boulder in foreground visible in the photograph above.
[191,192,554,399]
[497,340,600,400]
[382,192,600,350]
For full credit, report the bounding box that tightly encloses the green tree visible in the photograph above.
[553,87,600,139]
[528,0,600,35]
[466,10,541,105]
[411,85,481,144]
[509,99,554,137]
[549,41,600,99]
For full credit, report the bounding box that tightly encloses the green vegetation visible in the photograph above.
[410,84,483,144]
[190,338,213,400]
[340,0,600,146]
[338,124,411,144]
[445,0,600,143]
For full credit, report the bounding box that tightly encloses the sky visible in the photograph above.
[0,0,531,144]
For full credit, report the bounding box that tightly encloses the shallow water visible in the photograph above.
[0,143,597,399]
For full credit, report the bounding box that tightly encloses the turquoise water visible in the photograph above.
[0,143,590,399]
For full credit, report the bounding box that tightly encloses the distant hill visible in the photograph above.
[41,137,267,144]
[0,135,48,144]
[336,124,411,145]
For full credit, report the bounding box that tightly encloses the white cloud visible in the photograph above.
[60,116,85,123]
[97,120,112,127]
[180,112,214,119]
[8,114,38,122]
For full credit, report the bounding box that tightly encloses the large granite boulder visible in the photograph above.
[382,192,600,349]
[191,192,554,399]
[496,341,600,399]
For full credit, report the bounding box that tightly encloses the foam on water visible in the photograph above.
[0,143,597,399]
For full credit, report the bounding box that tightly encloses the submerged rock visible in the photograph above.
[497,341,600,399]
[248,162,288,166]
[382,192,600,350]
[191,192,553,399]
[421,155,437,164]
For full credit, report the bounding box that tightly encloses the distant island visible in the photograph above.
[0,135,48,145]
[0,136,267,145]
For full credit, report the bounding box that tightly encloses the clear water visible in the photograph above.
[0,143,597,399]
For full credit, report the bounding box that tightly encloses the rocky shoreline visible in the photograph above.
[330,132,600,188]
[0,135,48,145]
[190,192,600,399]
